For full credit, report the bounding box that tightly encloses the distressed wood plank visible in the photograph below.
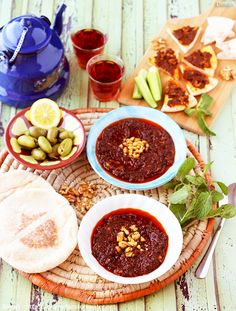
[119,297,145,311]
[145,284,177,311]
[91,0,122,109]
[208,87,236,311]
[144,0,168,50]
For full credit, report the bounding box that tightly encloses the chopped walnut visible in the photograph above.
[119,137,149,159]
[220,66,236,81]
[151,37,167,51]
[115,225,146,257]
[59,182,97,215]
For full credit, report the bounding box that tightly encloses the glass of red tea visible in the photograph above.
[71,28,107,69]
[86,54,125,102]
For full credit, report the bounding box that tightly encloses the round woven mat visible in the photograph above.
[0,108,214,305]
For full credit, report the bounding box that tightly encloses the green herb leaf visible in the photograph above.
[169,204,186,223]
[163,180,179,190]
[193,192,212,219]
[176,158,196,180]
[180,197,197,226]
[197,94,213,113]
[216,181,228,195]
[197,111,216,136]
[184,108,195,116]
[169,185,191,204]
[203,161,213,174]
[210,190,224,203]
[185,175,206,187]
[207,204,236,219]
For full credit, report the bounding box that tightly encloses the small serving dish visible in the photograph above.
[86,106,187,190]
[5,107,86,170]
[78,194,183,284]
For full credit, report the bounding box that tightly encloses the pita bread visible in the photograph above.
[0,170,55,203]
[0,188,78,273]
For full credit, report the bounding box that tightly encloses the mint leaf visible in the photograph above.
[185,175,206,187]
[163,180,178,190]
[169,185,191,204]
[210,190,224,203]
[197,111,216,136]
[216,181,228,195]
[197,94,213,113]
[170,204,186,223]
[194,192,212,219]
[176,158,196,180]
[203,161,214,174]
[184,108,195,116]
[180,197,197,225]
[207,204,236,218]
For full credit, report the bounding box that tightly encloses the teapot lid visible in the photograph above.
[2,15,52,54]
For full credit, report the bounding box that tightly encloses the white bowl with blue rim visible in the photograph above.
[86,106,187,190]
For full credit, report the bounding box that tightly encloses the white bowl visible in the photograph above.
[78,194,183,284]
[86,106,187,190]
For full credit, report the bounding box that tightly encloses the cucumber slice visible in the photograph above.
[147,66,162,101]
[132,69,148,99]
[134,74,157,108]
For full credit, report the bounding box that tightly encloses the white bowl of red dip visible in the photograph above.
[86,106,187,190]
[78,194,183,284]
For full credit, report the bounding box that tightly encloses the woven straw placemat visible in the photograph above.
[0,108,214,305]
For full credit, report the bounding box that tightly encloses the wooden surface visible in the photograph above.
[118,1,236,135]
[0,0,235,310]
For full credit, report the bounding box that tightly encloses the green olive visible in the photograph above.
[10,137,21,153]
[48,143,60,159]
[59,130,74,140]
[59,128,65,133]
[58,138,73,157]
[17,135,36,149]
[29,126,47,138]
[24,130,30,136]
[38,136,52,153]
[47,127,59,144]
[31,148,46,161]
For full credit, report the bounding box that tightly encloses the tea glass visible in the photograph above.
[71,28,107,69]
[86,54,125,102]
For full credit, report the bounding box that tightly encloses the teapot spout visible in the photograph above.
[53,4,66,36]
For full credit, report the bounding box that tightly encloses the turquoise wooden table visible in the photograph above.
[0,0,236,310]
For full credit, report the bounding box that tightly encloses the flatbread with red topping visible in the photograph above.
[161,79,197,112]
[167,26,201,54]
[180,64,218,96]
[151,48,179,79]
[183,45,217,76]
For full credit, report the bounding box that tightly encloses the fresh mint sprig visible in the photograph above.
[184,94,216,136]
[165,158,236,227]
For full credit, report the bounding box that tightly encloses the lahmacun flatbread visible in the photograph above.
[162,79,197,112]
[180,64,218,96]
[167,26,201,54]
[183,45,217,77]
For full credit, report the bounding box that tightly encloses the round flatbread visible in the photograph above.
[0,188,78,273]
[0,170,55,203]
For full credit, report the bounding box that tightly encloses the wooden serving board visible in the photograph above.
[118,1,236,135]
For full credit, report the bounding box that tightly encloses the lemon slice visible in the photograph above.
[30,98,61,129]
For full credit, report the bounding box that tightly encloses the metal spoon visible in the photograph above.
[0,102,4,137]
[195,183,236,278]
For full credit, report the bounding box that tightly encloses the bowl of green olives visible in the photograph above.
[5,107,86,170]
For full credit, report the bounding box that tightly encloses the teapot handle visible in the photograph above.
[8,26,28,64]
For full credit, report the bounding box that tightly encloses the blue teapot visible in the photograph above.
[0,4,69,108]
